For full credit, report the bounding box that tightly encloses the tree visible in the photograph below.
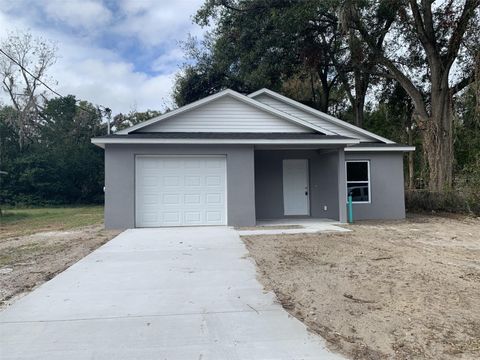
[112,109,163,131]
[0,96,106,205]
[343,0,480,191]
[175,0,346,113]
[0,31,57,148]
[38,96,105,203]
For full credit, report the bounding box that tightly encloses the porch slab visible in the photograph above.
[236,218,350,236]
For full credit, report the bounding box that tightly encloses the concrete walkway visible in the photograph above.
[0,227,343,360]
[238,218,350,236]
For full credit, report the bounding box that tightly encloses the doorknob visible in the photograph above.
[305,191,308,196]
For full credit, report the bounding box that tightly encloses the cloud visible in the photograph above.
[0,0,206,114]
[54,57,175,113]
[151,48,185,73]
[114,0,205,46]
[43,0,112,30]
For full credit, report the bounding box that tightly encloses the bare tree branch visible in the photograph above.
[409,0,438,61]
[445,0,480,68]
[451,73,476,94]
[0,31,57,148]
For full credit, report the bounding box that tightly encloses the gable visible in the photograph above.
[253,93,375,141]
[137,95,313,133]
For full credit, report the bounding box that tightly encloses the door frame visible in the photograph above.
[134,154,228,227]
[282,159,310,216]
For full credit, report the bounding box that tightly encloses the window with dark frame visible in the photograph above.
[346,161,370,203]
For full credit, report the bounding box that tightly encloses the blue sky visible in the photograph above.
[0,0,206,113]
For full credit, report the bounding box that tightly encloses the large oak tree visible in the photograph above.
[344,0,479,190]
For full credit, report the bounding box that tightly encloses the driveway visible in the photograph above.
[0,227,343,359]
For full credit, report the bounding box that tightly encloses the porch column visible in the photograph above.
[338,148,347,223]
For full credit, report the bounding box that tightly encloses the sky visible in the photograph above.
[0,0,206,114]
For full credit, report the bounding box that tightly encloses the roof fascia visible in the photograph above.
[91,137,361,147]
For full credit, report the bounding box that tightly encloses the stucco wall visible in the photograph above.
[254,149,341,220]
[345,151,406,220]
[103,145,405,228]
[104,144,256,229]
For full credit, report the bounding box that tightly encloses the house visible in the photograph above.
[92,88,414,229]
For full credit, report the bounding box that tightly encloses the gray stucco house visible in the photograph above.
[92,88,414,229]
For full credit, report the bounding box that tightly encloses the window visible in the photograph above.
[346,161,370,203]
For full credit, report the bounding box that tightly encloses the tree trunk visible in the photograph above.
[407,125,414,189]
[318,70,330,113]
[352,70,368,127]
[420,90,454,191]
[353,92,365,127]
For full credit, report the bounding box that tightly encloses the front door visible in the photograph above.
[282,159,310,216]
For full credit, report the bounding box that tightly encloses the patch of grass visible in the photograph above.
[0,206,104,239]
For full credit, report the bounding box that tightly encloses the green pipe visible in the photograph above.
[347,195,353,224]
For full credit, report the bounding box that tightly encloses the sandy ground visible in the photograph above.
[235,225,302,230]
[242,214,480,360]
[0,225,120,309]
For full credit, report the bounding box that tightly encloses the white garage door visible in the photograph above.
[135,155,227,227]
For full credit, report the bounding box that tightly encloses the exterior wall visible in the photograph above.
[337,149,347,223]
[254,149,341,220]
[104,144,256,229]
[140,95,310,133]
[345,152,406,220]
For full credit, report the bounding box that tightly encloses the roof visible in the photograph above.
[96,132,353,139]
[248,88,395,144]
[345,143,415,152]
[91,132,360,148]
[92,88,405,148]
[115,89,334,135]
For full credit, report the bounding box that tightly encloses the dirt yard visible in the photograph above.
[242,214,480,360]
[0,207,119,309]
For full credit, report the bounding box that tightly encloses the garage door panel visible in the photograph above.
[162,176,181,186]
[184,193,201,204]
[142,196,158,205]
[162,193,181,205]
[142,176,158,187]
[206,193,222,204]
[141,158,159,169]
[136,156,226,227]
[205,159,224,168]
[206,211,223,223]
[205,176,222,186]
[185,176,201,186]
[162,159,181,169]
[162,212,181,225]
[184,159,201,169]
[184,211,202,225]
[141,212,158,223]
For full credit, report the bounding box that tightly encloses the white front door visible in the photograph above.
[283,159,310,216]
[135,155,227,227]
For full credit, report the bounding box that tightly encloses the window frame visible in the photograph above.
[345,160,371,204]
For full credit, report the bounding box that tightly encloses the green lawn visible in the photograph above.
[0,206,104,239]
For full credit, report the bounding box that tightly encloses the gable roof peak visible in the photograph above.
[116,88,334,135]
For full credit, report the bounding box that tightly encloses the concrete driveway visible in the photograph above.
[0,227,343,359]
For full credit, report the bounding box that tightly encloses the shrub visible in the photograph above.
[405,189,480,215]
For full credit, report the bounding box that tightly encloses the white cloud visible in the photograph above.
[54,57,175,113]
[114,0,205,46]
[43,0,112,30]
[0,0,207,114]
[151,48,185,73]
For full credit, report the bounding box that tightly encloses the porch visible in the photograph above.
[254,148,347,224]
